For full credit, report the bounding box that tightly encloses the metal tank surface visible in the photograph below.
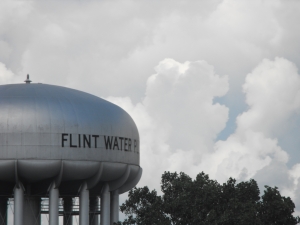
[0,79,142,225]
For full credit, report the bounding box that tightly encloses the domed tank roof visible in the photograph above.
[0,81,142,197]
[0,83,139,165]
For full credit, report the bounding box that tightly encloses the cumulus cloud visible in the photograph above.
[107,58,229,188]
[144,59,229,151]
[239,58,300,136]
[206,58,300,183]
[203,57,300,215]
[110,57,300,215]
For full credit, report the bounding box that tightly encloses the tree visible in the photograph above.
[259,186,299,224]
[216,178,263,224]
[116,171,300,225]
[118,186,170,225]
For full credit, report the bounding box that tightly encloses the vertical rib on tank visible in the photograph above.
[0,83,142,225]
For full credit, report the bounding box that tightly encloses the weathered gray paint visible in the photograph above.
[49,183,59,225]
[0,84,141,187]
[0,84,139,164]
[110,190,119,225]
[79,182,89,225]
[14,185,24,225]
[101,183,110,225]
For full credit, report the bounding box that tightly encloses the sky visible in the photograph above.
[2,0,300,221]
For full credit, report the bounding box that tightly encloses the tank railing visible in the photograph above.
[41,198,64,215]
[40,197,101,215]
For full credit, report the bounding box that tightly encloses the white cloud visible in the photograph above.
[0,62,15,84]
[239,58,300,136]
[107,58,229,189]
[205,57,300,212]
[110,57,300,214]
[205,58,300,183]
[211,130,287,182]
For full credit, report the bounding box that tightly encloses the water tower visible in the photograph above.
[0,76,142,225]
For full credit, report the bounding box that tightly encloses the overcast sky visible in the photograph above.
[2,0,300,220]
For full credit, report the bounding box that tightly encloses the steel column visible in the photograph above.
[100,183,110,225]
[63,197,73,225]
[14,185,24,225]
[110,190,119,225]
[79,182,89,225]
[0,197,7,225]
[49,184,59,225]
[89,197,99,225]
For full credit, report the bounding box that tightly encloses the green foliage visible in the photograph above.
[115,171,300,225]
[259,186,299,225]
[118,186,171,225]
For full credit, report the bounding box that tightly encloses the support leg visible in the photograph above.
[110,190,119,225]
[14,185,24,225]
[63,197,73,225]
[79,182,89,225]
[100,183,110,225]
[49,184,59,225]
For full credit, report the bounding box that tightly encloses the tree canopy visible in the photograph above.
[116,171,300,225]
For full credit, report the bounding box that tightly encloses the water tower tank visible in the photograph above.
[0,79,142,225]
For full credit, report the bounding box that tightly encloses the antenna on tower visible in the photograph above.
[24,74,32,84]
